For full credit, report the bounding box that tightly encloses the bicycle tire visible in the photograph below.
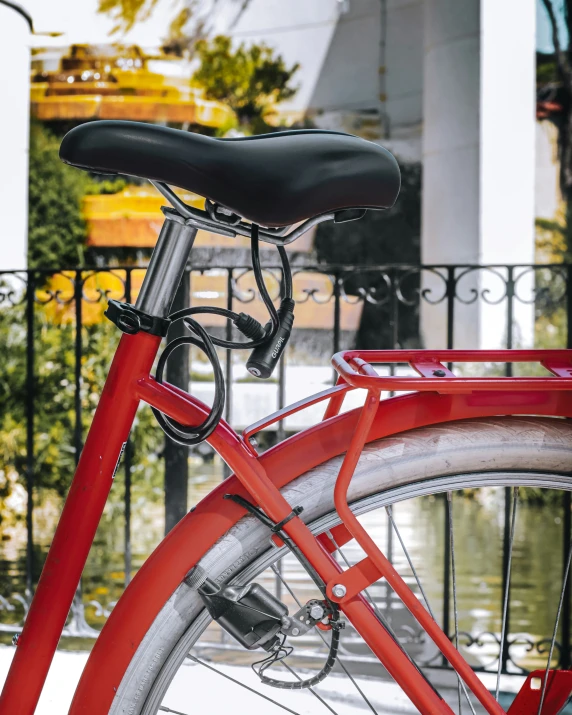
[107,416,572,714]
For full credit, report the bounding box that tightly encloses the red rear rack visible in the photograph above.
[332,349,572,393]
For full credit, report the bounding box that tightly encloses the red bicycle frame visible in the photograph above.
[2,204,572,713]
[1,327,571,714]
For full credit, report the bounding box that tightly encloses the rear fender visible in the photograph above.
[70,388,572,713]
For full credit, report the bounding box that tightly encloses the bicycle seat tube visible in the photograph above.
[136,209,198,318]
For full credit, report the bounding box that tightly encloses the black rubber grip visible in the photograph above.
[246,300,294,379]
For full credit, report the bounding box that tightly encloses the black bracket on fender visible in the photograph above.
[105,299,171,337]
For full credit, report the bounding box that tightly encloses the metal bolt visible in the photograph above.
[11,634,19,646]
[291,627,300,636]
[332,584,347,598]
[433,369,446,377]
[309,604,324,620]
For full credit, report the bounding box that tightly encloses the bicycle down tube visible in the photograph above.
[0,213,198,713]
[2,210,572,714]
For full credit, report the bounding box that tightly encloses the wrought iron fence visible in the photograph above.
[0,261,571,674]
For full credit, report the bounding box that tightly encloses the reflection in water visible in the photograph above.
[0,461,566,675]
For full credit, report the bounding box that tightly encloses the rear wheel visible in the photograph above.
[109,417,572,715]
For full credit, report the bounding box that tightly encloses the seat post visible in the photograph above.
[135,210,198,318]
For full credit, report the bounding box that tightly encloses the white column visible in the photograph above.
[0,5,31,272]
[421,0,536,350]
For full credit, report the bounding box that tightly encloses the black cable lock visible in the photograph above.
[246,298,295,379]
[150,225,295,447]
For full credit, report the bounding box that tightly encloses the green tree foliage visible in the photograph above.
[0,296,164,506]
[28,123,128,268]
[540,0,572,254]
[97,0,156,35]
[28,124,88,268]
[98,0,252,48]
[193,35,299,132]
[1,125,160,513]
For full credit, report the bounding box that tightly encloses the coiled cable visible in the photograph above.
[152,225,293,446]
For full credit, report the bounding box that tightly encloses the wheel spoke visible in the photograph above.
[328,530,400,638]
[447,491,463,714]
[280,662,339,715]
[326,530,430,669]
[185,654,302,715]
[388,504,476,715]
[148,471,572,715]
[386,505,435,619]
[270,563,381,715]
[329,524,477,715]
[496,487,519,700]
[537,530,572,715]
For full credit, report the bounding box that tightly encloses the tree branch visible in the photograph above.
[565,0,572,43]
[542,0,571,84]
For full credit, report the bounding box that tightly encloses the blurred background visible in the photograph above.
[0,0,571,705]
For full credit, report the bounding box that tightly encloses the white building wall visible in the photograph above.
[208,0,340,122]
[421,0,536,349]
[0,5,31,271]
[208,0,539,351]
[209,0,424,159]
[383,0,423,160]
[479,0,536,349]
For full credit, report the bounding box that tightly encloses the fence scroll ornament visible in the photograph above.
[0,262,571,675]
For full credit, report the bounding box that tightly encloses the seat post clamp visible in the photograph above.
[105,299,171,337]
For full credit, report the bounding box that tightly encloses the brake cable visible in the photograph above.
[151,224,295,446]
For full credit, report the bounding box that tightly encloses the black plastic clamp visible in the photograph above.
[105,299,171,337]
[270,506,304,533]
[223,494,304,534]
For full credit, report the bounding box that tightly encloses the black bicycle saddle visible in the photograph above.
[60,120,401,227]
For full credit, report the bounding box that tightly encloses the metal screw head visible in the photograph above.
[309,604,324,620]
[11,634,19,646]
[332,584,347,598]
[291,627,300,636]
[433,369,446,377]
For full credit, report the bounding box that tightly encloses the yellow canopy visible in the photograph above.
[31,44,234,127]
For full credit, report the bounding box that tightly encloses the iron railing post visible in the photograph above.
[164,274,190,534]
[562,491,571,668]
[332,271,341,386]
[505,265,514,376]
[124,269,133,587]
[25,271,35,597]
[443,493,452,663]
[500,488,512,672]
[562,264,572,668]
[222,268,234,479]
[446,266,455,351]
[74,270,83,464]
[442,266,455,660]
[72,269,88,632]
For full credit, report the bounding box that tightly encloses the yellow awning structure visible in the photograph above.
[30,44,235,127]
[83,186,262,250]
[83,186,315,253]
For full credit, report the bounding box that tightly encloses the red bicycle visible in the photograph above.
[2,121,572,714]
